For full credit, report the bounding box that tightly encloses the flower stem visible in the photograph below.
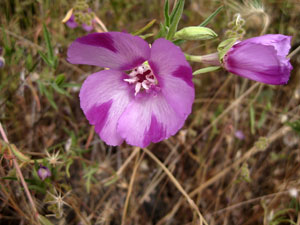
[185,52,221,66]
[185,53,202,62]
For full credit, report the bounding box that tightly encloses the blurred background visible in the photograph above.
[0,0,300,224]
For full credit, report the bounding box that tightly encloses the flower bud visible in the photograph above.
[174,26,217,41]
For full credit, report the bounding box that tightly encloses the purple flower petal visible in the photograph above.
[68,32,150,70]
[80,69,134,146]
[66,15,78,29]
[117,92,190,147]
[149,38,194,121]
[82,23,94,32]
[241,34,292,58]
[224,42,292,85]
[149,38,194,87]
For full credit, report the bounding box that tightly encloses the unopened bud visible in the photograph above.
[174,26,217,41]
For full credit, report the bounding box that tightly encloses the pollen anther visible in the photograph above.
[124,63,158,96]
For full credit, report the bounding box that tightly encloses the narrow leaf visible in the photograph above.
[217,37,237,61]
[133,19,156,36]
[55,74,66,86]
[39,215,54,225]
[167,0,185,40]
[50,82,71,97]
[193,66,221,75]
[164,0,170,27]
[43,24,54,63]
[199,6,223,27]
[38,50,52,67]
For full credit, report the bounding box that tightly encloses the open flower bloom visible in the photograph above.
[38,166,51,181]
[67,32,194,147]
[223,34,293,85]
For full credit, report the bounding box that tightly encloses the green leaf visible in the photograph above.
[193,66,221,75]
[65,159,73,178]
[50,82,71,97]
[156,22,168,38]
[39,215,54,225]
[38,50,51,67]
[174,26,217,40]
[257,110,266,128]
[139,33,154,39]
[1,26,13,55]
[199,5,223,27]
[217,37,238,61]
[55,74,66,86]
[43,24,54,63]
[172,39,185,45]
[170,0,182,23]
[287,120,300,135]
[164,0,170,27]
[2,176,18,181]
[61,83,81,88]
[133,19,156,36]
[250,105,255,134]
[166,0,185,40]
[43,85,58,111]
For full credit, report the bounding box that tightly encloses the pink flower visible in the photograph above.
[67,32,194,147]
[37,166,51,181]
[66,14,94,32]
[223,34,293,85]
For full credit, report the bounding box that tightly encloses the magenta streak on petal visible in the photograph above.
[86,100,113,134]
[172,66,193,87]
[142,115,166,147]
[76,33,117,53]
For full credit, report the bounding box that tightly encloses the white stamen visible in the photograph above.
[135,82,142,96]
[142,81,150,90]
[124,62,158,96]
[124,77,138,83]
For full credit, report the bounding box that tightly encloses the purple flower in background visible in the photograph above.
[235,130,245,140]
[224,34,293,85]
[67,32,194,147]
[66,14,94,32]
[63,8,94,32]
[37,166,51,181]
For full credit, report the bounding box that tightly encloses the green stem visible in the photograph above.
[185,54,202,62]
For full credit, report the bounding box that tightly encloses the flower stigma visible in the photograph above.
[124,62,158,96]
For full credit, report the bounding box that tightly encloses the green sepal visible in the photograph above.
[217,37,238,61]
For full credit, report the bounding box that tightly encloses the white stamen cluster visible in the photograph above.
[124,63,157,96]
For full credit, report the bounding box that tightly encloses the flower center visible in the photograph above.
[124,62,158,96]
